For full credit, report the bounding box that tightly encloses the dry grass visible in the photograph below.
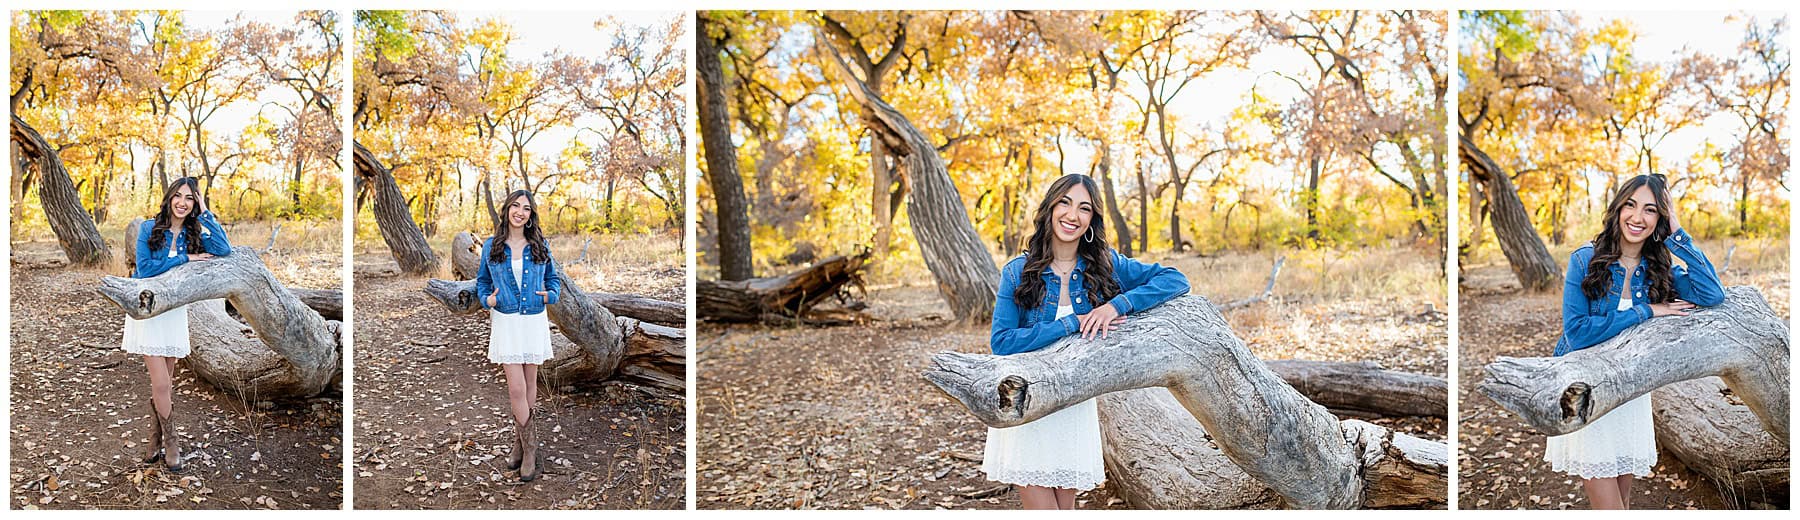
[12,219,344,289]
[353,229,685,301]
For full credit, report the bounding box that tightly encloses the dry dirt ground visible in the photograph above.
[10,236,343,510]
[350,243,685,510]
[1457,242,1789,510]
[697,249,1447,510]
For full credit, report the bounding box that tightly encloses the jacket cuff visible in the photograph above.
[1109,295,1134,315]
[1059,314,1080,335]
[1632,302,1653,322]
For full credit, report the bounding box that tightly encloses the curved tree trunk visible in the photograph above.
[697,251,872,325]
[697,14,754,281]
[447,231,683,327]
[924,296,1448,509]
[822,46,999,323]
[1100,388,1282,509]
[422,278,684,392]
[1653,377,1789,508]
[96,246,341,398]
[1459,134,1559,291]
[1477,286,1788,439]
[11,115,111,266]
[353,140,439,275]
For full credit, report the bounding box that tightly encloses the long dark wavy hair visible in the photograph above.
[1014,174,1120,310]
[489,190,552,264]
[1581,174,1675,302]
[148,177,205,254]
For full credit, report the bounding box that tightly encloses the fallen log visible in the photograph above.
[1653,377,1789,508]
[423,278,684,392]
[96,246,341,399]
[1269,360,1445,419]
[924,295,1447,509]
[448,231,682,327]
[1099,388,1280,509]
[697,250,872,325]
[288,288,343,321]
[1477,286,1788,439]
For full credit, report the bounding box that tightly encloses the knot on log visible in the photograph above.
[998,375,1030,418]
[138,289,155,313]
[1560,382,1592,422]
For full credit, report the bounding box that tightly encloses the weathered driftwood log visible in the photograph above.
[422,278,684,392]
[288,288,342,321]
[1477,286,1788,438]
[924,295,1447,509]
[448,231,683,326]
[1653,377,1790,508]
[96,246,341,398]
[1269,360,1446,418]
[1099,388,1281,509]
[697,251,872,325]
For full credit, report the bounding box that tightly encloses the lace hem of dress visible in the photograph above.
[124,344,189,358]
[489,353,550,365]
[1549,455,1656,479]
[984,468,1104,491]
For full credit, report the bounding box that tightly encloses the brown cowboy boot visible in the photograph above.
[160,409,184,472]
[518,411,539,482]
[141,401,164,463]
[505,419,523,470]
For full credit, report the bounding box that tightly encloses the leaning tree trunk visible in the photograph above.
[1477,286,1788,439]
[423,278,684,392]
[925,296,1447,509]
[1653,377,1789,508]
[697,250,872,325]
[11,115,111,266]
[823,47,999,323]
[696,14,754,281]
[96,246,341,398]
[353,140,439,275]
[447,231,683,327]
[1459,134,1559,291]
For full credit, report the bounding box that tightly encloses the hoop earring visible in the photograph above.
[1083,227,1094,243]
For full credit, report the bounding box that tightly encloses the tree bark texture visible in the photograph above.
[1459,134,1560,291]
[1478,286,1788,439]
[696,14,755,281]
[1268,359,1446,419]
[1653,377,1789,508]
[696,251,872,325]
[11,115,111,266]
[823,46,999,323]
[353,140,439,275]
[96,246,341,398]
[924,295,1447,508]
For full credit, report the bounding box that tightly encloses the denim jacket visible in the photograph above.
[475,237,564,315]
[134,211,232,278]
[1554,228,1725,356]
[990,250,1190,355]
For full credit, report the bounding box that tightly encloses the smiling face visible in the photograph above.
[1049,183,1095,245]
[169,182,197,219]
[506,196,533,231]
[1617,184,1661,246]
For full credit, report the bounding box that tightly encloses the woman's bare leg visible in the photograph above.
[501,364,530,425]
[1053,487,1077,509]
[146,355,174,417]
[1615,474,1635,509]
[1581,477,1625,509]
[1017,485,1058,510]
[522,364,539,411]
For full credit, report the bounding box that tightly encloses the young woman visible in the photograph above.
[127,177,232,472]
[1545,174,1725,509]
[474,189,563,482]
[982,174,1190,510]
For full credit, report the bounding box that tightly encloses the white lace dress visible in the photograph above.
[1543,294,1656,479]
[981,305,1105,490]
[487,256,554,365]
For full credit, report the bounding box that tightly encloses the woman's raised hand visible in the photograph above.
[1078,303,1125,340]
[1650,299,1696,317]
